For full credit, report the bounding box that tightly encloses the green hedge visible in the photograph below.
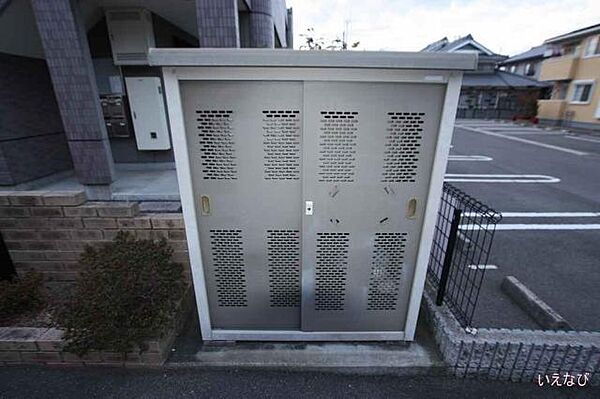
[56,232,185,355]
[0,272,45,325]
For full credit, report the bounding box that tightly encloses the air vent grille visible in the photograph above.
[382,112,425,183]
[367,232,407,311]
[210,229,247,307]
[267,230,301,307]
[196,110,237,180]
[318,111,358,183]
[263,110,301,180]
[315,232,350,311]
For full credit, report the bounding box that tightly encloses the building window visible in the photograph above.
[584,35,600,57]
[524,63,535,76]
[561,44,577,56]
[510,65,516,73]
[570,81,594,104]
[553,82,568,100]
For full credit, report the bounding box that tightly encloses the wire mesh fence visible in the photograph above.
[427,182,502,328]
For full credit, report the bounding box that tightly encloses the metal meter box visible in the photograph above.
[149,49,477,341]
[124,77,171,150]
[106,9,155,65]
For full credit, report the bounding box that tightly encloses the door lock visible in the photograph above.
[305,200,314,215]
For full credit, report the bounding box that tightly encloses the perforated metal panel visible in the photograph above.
[197,110,237,180]
[318,112,358,183]
[210,229,247,307]
[301,81,445,332]
[314,232,349,311]
[180,81,302,330]
[367,232,408,311]
[263,110,301,180]
[179,79,445,334]
[267,230,301,308]
[382,113,425,183]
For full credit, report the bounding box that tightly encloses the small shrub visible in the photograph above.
[0,272,45,324]
[56,231,184,356]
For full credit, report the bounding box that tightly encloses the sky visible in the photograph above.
[286,0,600,56]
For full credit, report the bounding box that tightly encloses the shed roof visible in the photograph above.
[149,48,478,71]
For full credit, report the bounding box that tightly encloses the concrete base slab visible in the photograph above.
[180,341,443,374]
[0,167,180,201]
[167,308,444,375]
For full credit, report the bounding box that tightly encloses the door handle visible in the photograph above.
[201,195,211,216]
[407,198,418,219]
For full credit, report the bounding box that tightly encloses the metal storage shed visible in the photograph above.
[149,49,477,342]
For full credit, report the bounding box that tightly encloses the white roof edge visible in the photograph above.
[544,25,600,44]
[148,48,478,71]
[447,39,494,56]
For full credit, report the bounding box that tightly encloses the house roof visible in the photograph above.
[421,34,499,56]
[544,23,600,44]
[501,45,548,65]
[462,70,550,88]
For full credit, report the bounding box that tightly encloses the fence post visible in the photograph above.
[436,208,462,306]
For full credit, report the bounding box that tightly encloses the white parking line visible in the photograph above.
[566,135,600,144]
[457,125,588,156]
[460,224,600,231]
[463,211,600,218]
[445,174,560,183]
[467,264,498,270]
[487,127,543,131]
[488,131,558,136]
[448,155,493,162]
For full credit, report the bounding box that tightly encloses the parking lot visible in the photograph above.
[447,119,600,331]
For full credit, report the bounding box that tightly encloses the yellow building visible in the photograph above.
[538,23,600,131]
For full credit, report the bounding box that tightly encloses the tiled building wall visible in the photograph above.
[30,0,114,185]
[271,0,287,47]
[0,191,190,291]
[195,0,240,47]
[249,0,274,48]
[0,53,72,185]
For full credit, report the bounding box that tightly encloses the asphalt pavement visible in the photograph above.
[1,365,598,398]
[448,120,600,331]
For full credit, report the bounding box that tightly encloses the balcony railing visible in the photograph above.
[537,99,566,121]
[539,55,578,81]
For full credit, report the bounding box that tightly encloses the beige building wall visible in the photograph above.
[538,33,600,128]
[565,48,600,123]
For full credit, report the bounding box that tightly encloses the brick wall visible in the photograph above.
[0,190,190,290]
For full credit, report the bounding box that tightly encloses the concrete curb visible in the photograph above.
[501,276,572,331]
